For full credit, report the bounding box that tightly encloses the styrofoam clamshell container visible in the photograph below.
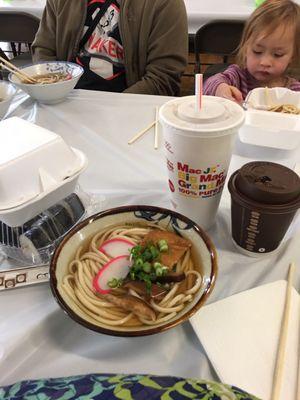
[0,117,88,226]
[240,88,300,150]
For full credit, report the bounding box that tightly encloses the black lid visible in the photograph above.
[235,161,300,204]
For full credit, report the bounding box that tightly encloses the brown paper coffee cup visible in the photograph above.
[228,161,300,255]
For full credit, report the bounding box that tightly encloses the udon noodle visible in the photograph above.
[264,87,300,114]
[59,224,202,327]
[22,72,71,84]
[268,104,300,114]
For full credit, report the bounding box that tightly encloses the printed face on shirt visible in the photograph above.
[85,3,124,66]
[245,25,294,85]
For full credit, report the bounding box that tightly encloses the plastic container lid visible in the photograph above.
[235,162,300,204]
[0,117,86,210]
[159,95,245,136]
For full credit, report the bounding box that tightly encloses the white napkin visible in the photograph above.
[190,280,300,400]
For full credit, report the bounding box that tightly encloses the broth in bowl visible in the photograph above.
[50,205,217,336]
[22,72,72,85]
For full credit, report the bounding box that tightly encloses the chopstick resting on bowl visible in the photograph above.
[0,55,37,84]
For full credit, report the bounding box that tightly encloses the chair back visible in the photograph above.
[0,11,40,44]
[194,20,245,77]
[0,12,40,79]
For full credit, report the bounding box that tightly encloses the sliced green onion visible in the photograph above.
[143,262,152,273]
[153,262,162,270]
[150,245,159,259]
[143,250,152,261]
[130,271,136,280]
[162,266,169,275]
[158,239,168,252]
[108,278,122,288]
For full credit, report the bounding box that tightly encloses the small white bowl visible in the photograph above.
[0,81,16,119]
[8,61,83,104]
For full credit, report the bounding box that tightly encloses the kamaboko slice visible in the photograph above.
[93,255,131,294]
[99,238,135,258]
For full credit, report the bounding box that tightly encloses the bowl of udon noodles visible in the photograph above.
[50,205,217,337]
[8,61,83,104]
[0,81,16,120]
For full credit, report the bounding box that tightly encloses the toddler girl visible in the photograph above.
[203,0,300,102]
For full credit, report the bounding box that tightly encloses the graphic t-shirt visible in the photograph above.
[75,0,127,92]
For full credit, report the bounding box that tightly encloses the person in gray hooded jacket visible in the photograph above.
[32,0,188,96]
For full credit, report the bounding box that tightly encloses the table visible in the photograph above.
[0,89,299,392]
[0,0,45,19]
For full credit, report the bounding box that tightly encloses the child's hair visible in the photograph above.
[236,0,300,69]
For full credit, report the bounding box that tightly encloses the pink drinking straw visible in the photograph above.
[195,73,203,113]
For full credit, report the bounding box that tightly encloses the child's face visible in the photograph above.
[245,25,294,84]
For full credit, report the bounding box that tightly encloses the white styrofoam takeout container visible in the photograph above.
[0,117,88,226]
[239,87,300,150]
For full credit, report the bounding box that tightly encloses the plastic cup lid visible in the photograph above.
[159,95,245,136]
[235,161,300,204]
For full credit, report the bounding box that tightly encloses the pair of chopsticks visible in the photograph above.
[128,106,159,149]
[0,55,37,83]
[271,261,299,400]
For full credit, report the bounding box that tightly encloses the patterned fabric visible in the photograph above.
[203,64,300,99]
[0,373,262,400]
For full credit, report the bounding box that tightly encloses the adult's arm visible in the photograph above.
[124,0,188,96]
[31,0,58,62]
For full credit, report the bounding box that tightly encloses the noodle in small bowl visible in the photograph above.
[8,61,83,104]
[240,87,300,149]
[50,205,217,337]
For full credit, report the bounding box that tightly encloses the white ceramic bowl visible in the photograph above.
[8,61,83,104]
[50,205,218,337]
[0,81,16,119]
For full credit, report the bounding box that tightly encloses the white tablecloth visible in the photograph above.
[0,89,299,392]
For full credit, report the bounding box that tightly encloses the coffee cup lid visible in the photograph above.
[235,161,300,204]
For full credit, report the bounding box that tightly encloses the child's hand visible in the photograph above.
[215,83,243,104]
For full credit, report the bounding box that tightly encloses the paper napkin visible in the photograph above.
[190,280,300,400]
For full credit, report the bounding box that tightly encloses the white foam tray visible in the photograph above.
[239,87,300,150]
[0,117,88,226]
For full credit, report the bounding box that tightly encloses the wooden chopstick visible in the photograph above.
[128,106,160,146]
[271,262,295,400]
[0,62,32,83]
[128,120,156,145]
[154,106,159,149]
[0,55,36,83]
